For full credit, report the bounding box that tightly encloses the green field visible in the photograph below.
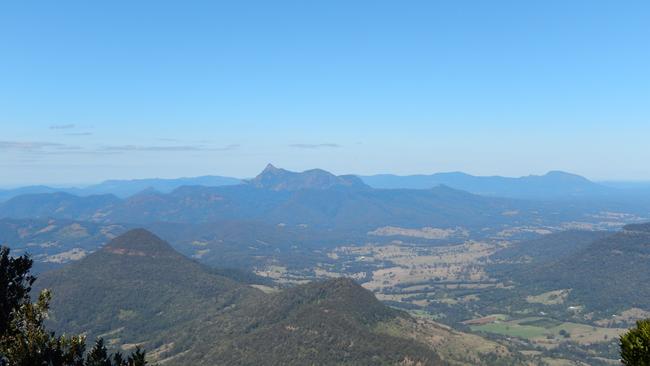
[519,318,563,328]
[470,316,625,345]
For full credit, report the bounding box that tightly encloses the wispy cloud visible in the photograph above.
[289,143,341,149]
[100,143,240,152]
[49,124,76,130]
[0,140,67,150]
[0,140,239,159]
[101,145,205,152]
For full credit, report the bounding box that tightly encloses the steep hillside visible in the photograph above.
[36,229,258,348]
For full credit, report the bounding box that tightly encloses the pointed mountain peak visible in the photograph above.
[263,163,280,172]
[102,229,178,257]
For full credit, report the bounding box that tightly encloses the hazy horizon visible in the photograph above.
[2,164,650,190]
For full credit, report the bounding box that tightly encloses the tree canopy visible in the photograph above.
[620,319,650,366]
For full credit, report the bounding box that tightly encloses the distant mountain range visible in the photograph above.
[4,167,647,203]
[37,229,520,365]
[359,171,617,199]
[0,175,242,201]
[2,165,646,241]
[0,166,551,231]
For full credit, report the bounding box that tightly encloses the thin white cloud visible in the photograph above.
[0,141,66,150]
[100,144,240,152]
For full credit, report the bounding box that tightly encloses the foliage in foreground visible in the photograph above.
[620,319,650,366]
[0,246,151,366]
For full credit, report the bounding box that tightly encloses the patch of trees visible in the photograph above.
[620,319,650,365]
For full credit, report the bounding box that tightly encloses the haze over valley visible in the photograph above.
[2,164,650,365]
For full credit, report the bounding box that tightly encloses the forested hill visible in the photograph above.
[513,223,650,314]
[36,229,259,349]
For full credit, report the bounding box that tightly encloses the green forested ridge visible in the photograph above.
[511,223,650,314]
[35,229,262,351]
[178,278,444,365]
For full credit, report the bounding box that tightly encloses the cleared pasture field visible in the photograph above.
[470,316,627,346]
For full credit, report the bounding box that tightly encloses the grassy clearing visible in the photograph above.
[526,289,570,305]
[471,322,547,338]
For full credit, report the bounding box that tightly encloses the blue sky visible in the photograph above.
[1,1,648,186]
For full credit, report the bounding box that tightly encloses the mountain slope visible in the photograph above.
[514,223,650,313]
[36,229,257,348]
